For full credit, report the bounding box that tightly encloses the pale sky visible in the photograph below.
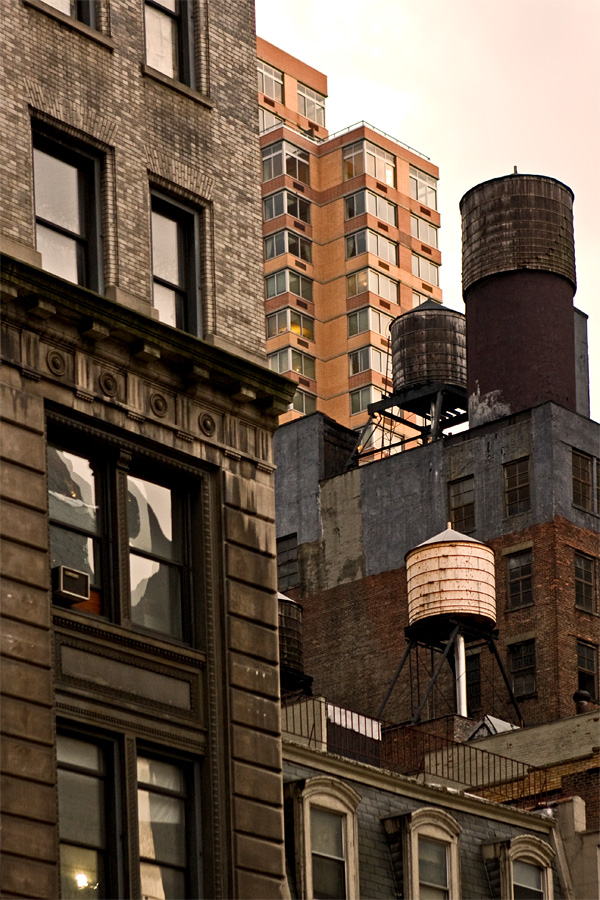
[255,0,600,422]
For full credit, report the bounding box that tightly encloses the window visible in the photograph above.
[409,165,438,210]
[259,107,283,133]
[269,348,315,379]
[575,552,596,611]
[399,808,461,900]
[509,641,536,697]
[144,0,194,85]
[411,215,438,248]
[265,269,313,302]
[262,141,310,185]
[277,533,299,591]
[297,83,325,126]
[43,0,95,25]
[347,268,398,303]
[349,346,386,376]
[286,777,360,900]
[448,477,475,533]
[137,755,193,899]
[483,835,555,900]
[57,734,111,898]
[257,60,283,102]
[346,229,398,265]
[412,253,439,286]
[577,641,598,699]
[507,551,533,609]
[345,190,397,225]
[57,732,202,899]
[350,385,381,415]
[263,190,311,223]
[419,838,449,898]
[343,141,396,186]
[267,308,314,340]
[33,133,101,291]
[265,230,312,263]
[151,194,201,334]
[47,435,199,643]
[504,458,531,516]
[290,390,317,416]
[572,449,593,510]
[348,307,392,338]
[466,652,481,714]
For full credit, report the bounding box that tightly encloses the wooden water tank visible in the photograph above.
[405,528,496,634]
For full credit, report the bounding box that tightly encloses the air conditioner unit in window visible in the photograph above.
[52,566,90,604]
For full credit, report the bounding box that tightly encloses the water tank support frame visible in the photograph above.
[376,619,525,726]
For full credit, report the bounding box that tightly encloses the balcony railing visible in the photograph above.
[281,695,547,809]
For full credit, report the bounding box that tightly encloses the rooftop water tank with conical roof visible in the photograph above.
[405,527,496,637]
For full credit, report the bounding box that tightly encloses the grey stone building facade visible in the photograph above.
[1,1,295,897]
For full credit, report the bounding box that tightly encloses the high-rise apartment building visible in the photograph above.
[257,38,442,437]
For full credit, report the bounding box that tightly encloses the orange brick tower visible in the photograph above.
[257,38,442,443]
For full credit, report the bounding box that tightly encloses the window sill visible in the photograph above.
[505,603,534,613]
[575,605,599,617]
[23,0,116,50]
[142,65,213,109]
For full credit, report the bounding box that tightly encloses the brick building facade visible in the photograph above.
[1,2,295,897]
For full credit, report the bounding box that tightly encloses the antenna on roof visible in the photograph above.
[513,165,518,174]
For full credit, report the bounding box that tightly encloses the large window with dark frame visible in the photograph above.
[33,132,102,292]
[151,193,201,335]
[466,652,481,715]
[56,732,202,899]
[509,641,536,698]
[504,458,531,516]
[144,0,195,86]
[47,431,201,644]
[572,449,593,510]
[574,551,596,612]
[448,477,475,533]
[507,551,533,609]
[577,641,598,700]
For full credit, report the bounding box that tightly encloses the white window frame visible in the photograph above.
[346,229,398,265]
[345,189,397,225]
[349,346,386,376]
[287,776,360,900]
[348,307,393,338]
[297,83,326,126]
[412,253,439,286]
[411,214,438,248]
[257,59,283,102]
[404,808,461,900]
[350,385,382,415]
[483,835,555,900]
[347,268,398,303]
[343,140,396,186]
[409,165,438,209]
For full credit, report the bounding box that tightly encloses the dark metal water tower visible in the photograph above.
[278,593,312,695]
[460,174,578,426]
[347,301,468,465]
